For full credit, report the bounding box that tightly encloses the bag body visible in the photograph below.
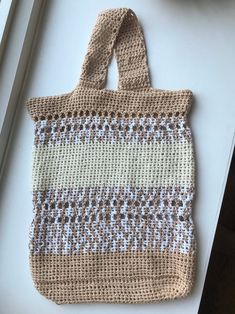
[26,8,196,304]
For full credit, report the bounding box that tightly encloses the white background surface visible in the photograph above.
[0,0,235,313]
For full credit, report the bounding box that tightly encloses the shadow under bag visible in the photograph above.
[26,8,197,304]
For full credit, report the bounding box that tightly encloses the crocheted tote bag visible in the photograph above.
[26,8,197,304]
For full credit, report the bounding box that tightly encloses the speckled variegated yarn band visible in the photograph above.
[26,8,197,304]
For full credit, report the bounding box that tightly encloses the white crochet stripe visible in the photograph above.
[32,141,195,190]
[34,116,191,146]
[29,219,196,255]
[29,186,195,255]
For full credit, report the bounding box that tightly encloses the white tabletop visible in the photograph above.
[0,1,234,313]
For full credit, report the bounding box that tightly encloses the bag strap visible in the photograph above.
[78,8,151,90]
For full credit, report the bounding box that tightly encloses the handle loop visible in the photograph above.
[78,8,151,90]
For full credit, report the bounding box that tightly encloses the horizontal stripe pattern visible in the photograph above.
[32,141,195,190]
[32,186,193,215]
[34,116,192,146]
[30,219,195,255]
[30,186,195,255]
[27,7,196,304]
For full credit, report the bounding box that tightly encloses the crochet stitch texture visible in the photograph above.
[26,8,197,304]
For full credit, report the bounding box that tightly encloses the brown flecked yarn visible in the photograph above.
[26,8,197,304]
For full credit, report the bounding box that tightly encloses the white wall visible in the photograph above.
[0,0,234,313]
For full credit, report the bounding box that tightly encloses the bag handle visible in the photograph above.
[78,8,151,90]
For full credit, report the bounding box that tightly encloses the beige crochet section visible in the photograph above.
[30,251,196,304]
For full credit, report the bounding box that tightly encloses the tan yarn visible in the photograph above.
[26,8,197,304]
